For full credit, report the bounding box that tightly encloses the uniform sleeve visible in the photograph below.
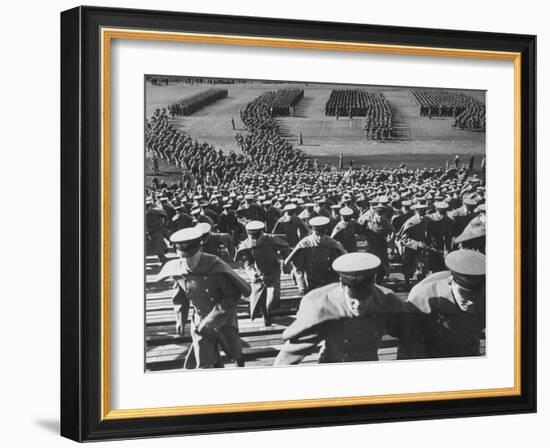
[277,243,292,259]
[383,217,396,234]
[444,217,455,251]
[271,219,282,235]
[217,233,236,258]
[273,326,324,365]
[400,228,422,250]
[297,220,309,239]
[333,240,347,255]
[235,246,255,270]
[396,301,430,360]
[383,296,418,344]
[290,248,306,271]
[172,283,190,336]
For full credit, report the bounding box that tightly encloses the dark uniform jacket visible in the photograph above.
[397,214,429,278]
[171,211,194,233]
[218,211,246,243]
[284,235,347,293]
[363,214,395,260]
[236,203,267,222]
[391,210,413,234]
[330,220,362,253]
[449,205,475,237]
[426,212,454,252]
[235,235,290,319]
[274,283,412,365]
[455,216,486,254]
[146,209,168,257]
[399,271,485,359]
[397,214,428,251]
[265,206,282,233]
[425,212,454,272]
[202,232,235,258]
[271,215,308,247]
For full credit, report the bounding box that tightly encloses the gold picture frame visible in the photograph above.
[61,6,536,441]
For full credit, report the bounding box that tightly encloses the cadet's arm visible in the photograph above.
[273,328,323,366]
[400,232,423,250]
[172,283,190,336]
[394,301,429,360]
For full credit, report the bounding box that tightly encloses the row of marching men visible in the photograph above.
[155,207,486,369]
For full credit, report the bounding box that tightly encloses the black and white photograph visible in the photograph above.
[144,76,487,371]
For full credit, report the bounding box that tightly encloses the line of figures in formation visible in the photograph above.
[324,89,394,139]
[255,89,304,116]
[147,163,487,369]
[410,89,486,131]
[167,88,228,117]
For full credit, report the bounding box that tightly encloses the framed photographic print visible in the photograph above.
[60,6,536,441]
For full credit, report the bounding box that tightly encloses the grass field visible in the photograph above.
[145,80,485,177]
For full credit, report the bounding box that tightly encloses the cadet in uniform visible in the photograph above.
[298,202,319,223]
[146,205,169,264]
[196,222,236,259]
[330,206,362,253]
[454,204,486,253]
[271,204,309,247]
[449,197,478,237]
[284,216,347,295]
[397,203,429,284]
[170,205,194,233]
[425,201,454,272]
[237,195,267,223]
[363,204,396,282]
[263,199,282,233]
[217,203,245,245]
[235,221,290,326]
[156,227,251,368]
[274,253,412,365]
[391,200,413,254]
[398,249,486,359]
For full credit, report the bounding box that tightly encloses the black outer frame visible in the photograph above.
[60,6,536,442]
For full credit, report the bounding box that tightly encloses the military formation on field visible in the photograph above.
[147,108,249,185]
[410,89,486,131]
[324,89,394,140]
[254,88,304,116]
[168,88,228,116]
[452,102,486,131]
[235,90,315,174]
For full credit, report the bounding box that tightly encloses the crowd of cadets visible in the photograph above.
[150,162,487,368]
[147,160,486,283]
[324,89,394,140]
[167,88,228,117]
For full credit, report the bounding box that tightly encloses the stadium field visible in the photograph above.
[145,80,485,176]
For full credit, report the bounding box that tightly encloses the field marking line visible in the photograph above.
[319,118,327,137]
